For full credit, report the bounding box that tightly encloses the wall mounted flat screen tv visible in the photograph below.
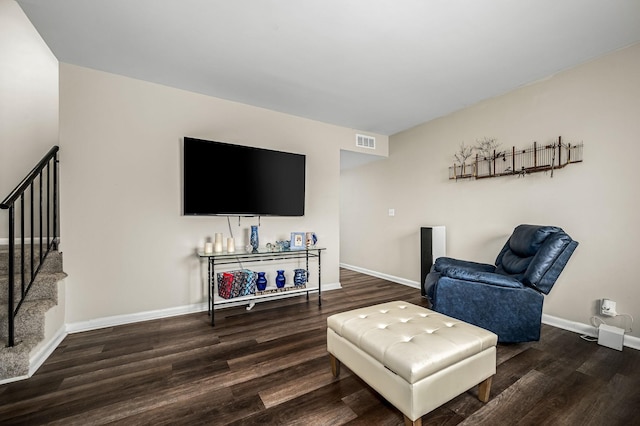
[183,137,306,216]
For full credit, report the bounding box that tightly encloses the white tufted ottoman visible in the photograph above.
[327,301,497,426]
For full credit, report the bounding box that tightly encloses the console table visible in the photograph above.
[199,247,325,326]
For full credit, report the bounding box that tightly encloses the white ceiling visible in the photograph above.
[16,0,640,136]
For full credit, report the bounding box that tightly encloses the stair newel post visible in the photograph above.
[30,181,34,282]
[39,170,43,264]
[8,204,15,347]
[53,151,58,250]
[20,194,25,299]
[38,170,44,264]
[47,163,50,249]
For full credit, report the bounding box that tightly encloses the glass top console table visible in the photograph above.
[198,247,325,326]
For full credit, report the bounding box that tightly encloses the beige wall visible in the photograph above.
[341,43,640,338]
[59,63,387,323]
[7,0,637,340]
[0,0,58,237]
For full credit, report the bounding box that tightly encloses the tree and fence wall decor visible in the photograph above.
[449,136,583,180]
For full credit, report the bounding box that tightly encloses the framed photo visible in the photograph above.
[290,232,306,250]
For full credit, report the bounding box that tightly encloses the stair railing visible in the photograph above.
[1,145,59,347]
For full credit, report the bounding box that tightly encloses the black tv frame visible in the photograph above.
[183,137,306,217]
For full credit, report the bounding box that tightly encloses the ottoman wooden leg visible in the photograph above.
[404,415,422,426]
[478,376,493,403]
[329,353,341,377]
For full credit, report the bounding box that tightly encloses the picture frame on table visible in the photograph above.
[290,232,306,250]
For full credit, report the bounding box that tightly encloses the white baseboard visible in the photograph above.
[29,325,67,376]
[0,373,29,386]
[66,282,342,334]
[0,326,68,386]
[66,302,209,334]
[340,263,420,289]
[542,313,640,350]
[342,263,640,351]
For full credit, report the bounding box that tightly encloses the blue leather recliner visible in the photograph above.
[425,225,578,343]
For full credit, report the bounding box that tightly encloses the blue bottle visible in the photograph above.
[250,225,259,252]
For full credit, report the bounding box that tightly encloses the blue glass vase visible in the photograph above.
[256,272,267,291]
[276,270,286,288]
[250,225,259,252]
[293,268,307,286]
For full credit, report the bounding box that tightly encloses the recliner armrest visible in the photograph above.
[434,257,495,273]
[440,268,525,289]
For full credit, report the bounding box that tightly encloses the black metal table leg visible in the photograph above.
[210,257,215,326]
[306,250,310,301]
[318,250,322,306]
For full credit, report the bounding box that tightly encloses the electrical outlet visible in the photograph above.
[601,298,617,317]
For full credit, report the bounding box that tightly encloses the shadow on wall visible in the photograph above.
[340,150,386,171]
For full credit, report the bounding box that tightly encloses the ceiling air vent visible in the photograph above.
[356,134,376,149]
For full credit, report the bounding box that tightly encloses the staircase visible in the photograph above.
[0,246,66,382]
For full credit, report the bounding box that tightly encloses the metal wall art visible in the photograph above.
[449,136,583,180]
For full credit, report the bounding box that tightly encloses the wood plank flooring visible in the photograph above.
[1,268,639,425]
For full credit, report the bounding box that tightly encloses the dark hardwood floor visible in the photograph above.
[1,269,639,425]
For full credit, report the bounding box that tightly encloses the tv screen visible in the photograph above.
[183,137,306,216]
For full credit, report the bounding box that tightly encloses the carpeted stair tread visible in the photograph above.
[0,271,67,304]
[0,249,63,275]
[0,337,39,379]
[0,298,56,380]
[0,248,65,381]
[0,298,55,341]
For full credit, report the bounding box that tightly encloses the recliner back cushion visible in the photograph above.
[524,233,578,294]
[495,224,578,294]
[495,225,562,279]
[509,225,561,257]
[496,251,531,277]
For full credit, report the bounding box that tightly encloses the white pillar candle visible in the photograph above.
[227,237,235,253]
[215,233,223,244]
[204,242,213,254]
[214,241,223,253]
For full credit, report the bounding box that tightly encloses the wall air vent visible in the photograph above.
[356,134,376,149]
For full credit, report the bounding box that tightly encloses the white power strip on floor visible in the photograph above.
[598,324,624,351]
